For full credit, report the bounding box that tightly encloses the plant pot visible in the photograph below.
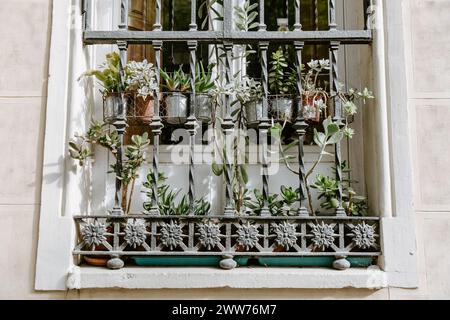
[244,98,265,127]
[257,256,375,267]
[269,96,294,122]
[83,255,109,267]
[301,93,325,122]
[131,256,249,267]
[103,92,131,124]
[133,96,155,124]
[195,93,214,123]
[164,92,188,125]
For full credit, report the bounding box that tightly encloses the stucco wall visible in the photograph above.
[0,0,449,299]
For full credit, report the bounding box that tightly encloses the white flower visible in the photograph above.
[343,101,358,116]
[307,59,320,70]
[343,127,355,139]
[125,59,158,99]
[319,59,330,70]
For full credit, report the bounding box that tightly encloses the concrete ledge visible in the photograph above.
[67,266,388,290]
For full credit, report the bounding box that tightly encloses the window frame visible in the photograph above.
[35,0,418,290]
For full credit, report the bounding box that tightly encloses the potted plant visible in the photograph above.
[301,59,330,122]
[125,59,158,123]
[236,77,264,127]
[160,66,191,125]
[80,52,159,124]
[268,47,297,122]
[80,52,127,123]
[194,63,216,123]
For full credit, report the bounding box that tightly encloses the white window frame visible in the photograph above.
[35,0,418,291]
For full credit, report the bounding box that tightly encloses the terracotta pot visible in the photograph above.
[83,226,113,267]
[134,96,155,123]
[84,256,108,267]
[301,93,325,122]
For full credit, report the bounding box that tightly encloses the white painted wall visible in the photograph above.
[0,0,450,299]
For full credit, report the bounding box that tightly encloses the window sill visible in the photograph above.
[66,266,388,290]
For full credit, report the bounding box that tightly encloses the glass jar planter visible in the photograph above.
[194,93,214,124]
[103,92,132,124]
[163,92,189,125]
[269,95,294,122]
[244,98,265,128]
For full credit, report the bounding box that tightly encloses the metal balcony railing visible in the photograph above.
[74,0,379,270]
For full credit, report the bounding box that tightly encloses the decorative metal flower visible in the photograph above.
[272,222,298,249]
[236,222,259,250]
[311,222,336,250]
[160,220,184,250]
[197,222,221,250]
[124,220,147,248]
[81,220,107,247]
[348,222,378,249]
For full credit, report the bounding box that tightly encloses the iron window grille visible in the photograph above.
[74,0,380,270]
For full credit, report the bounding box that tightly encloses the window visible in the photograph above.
[36,0,418,290]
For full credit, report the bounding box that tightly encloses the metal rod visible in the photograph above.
[223,41,235,216]
[119,0,129,30]
[154,0,162,31]
[223,0,233,35]
[293,41,308,216]
[258,0,266,31]
[83,30,373,44]
[294,0,302,31]
[187,40,199,215]
[330,41,345,216]
[259,41,270,217]
[111,40,128,216]
[82,0,92,31]
[329,0,337,30]
[190,0,198,31]
[149,40,164,215]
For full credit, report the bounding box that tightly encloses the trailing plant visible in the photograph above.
[160,66,191,92]
[273,117,344,213]
[236,76,263,104]
[69,121,149,214]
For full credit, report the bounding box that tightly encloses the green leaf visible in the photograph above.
[212,161,224,176]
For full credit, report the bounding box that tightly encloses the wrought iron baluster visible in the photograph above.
[223,41,235,216]
[149,40,164,215]
[330,41,345,216]
[258,0,266,31]
[293,41,308,216]
[190,0,198,31]
[82,0,92,31]
[328,0,337,30]
[111,1,129,217]
[187,40,199,215]
[294,0,302,31]
[154,0,162,31]
[259,41,270,217]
